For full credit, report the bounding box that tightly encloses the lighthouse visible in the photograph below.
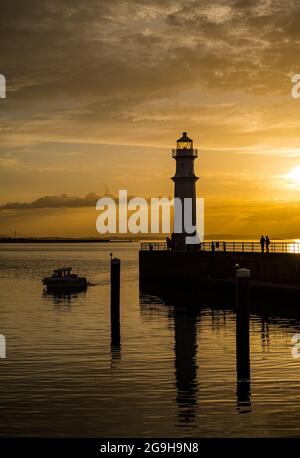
[171,132,199,251]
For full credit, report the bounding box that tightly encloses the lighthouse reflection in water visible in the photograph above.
[140,295,251,429]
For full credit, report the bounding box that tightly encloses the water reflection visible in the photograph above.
[260,316,270,353]
[42,289,86,305]
[140,293,253,421]
[236,297,251,413]
[173,305,198,425]
[236,379,251,413]
[236,323,251,413]
[111,342,121,367]
[111,316,121,366]
[140,294,199,426]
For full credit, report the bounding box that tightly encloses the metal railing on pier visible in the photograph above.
[141,241,300,254]
[141,242,167,251]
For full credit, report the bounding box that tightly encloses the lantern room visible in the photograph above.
[176,132,193,150]
[172,132,198,158]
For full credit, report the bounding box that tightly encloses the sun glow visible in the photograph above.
[283,166,300,187]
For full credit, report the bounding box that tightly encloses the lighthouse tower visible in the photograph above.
[171,132,198,251]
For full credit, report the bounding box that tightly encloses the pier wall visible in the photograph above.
[139,250,300,291]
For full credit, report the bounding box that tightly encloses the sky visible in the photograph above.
[1,0,300,237]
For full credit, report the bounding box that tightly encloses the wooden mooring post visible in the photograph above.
[236,267,251,410]
[110,256,121,347]
[236,267,250,381]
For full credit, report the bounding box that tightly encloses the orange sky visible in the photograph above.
[1,0,300,237]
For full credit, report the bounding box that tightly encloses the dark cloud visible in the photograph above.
[2,0,300,112]
[0,193,100,209]
[0,191,153,209]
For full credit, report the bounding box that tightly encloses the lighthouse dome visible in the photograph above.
[177,132,193,150]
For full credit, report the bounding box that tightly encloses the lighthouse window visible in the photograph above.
[178,140,192,149]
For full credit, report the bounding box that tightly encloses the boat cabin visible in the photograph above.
[52,267,73,278]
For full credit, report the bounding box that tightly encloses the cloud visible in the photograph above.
[2,0,300,225]
[1,0,298,156]
[2,0,299,108]
[1,0,299,139]
[0,193,100,209]
[0,191,153,209]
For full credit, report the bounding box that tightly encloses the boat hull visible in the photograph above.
[42,277,88,291]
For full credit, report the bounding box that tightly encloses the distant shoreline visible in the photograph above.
[0,237,297,244]
[0,238,142,243]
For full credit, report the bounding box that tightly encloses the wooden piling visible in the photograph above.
[110,257,121,347]
[236,268,250,382]
[236,267,251,410]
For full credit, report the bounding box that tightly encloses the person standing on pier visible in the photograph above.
[265,236,271,253]
[260,235,265,253]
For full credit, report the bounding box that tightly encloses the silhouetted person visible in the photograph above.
[260,235,265,253]
[166,237,172,251]
[211,241,215,252]
[265,236,271,253]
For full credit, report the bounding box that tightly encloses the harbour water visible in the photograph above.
[1,242,300,437]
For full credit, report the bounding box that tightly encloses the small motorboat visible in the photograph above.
[42,266,87,291]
